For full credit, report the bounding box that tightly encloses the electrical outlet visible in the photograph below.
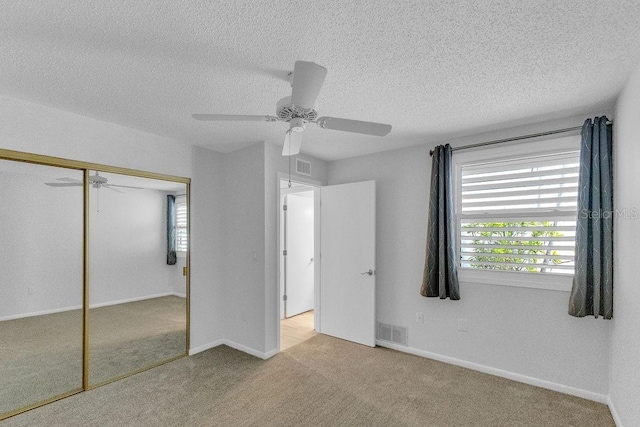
[415,312,424,324]
[457,318,468,332]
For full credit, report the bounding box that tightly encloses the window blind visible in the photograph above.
[176,198,188,252]
[459,152,579,274]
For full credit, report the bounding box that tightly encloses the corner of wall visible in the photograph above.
[189,146,227,350]
[609,60,640,427]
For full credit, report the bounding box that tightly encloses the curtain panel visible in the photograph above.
[421,144,460,300]
[167,194,177,265]
[568,117,613,319]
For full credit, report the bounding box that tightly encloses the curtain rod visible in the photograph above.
[428,120,613,156]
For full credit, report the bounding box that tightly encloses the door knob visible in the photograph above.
[360,269,374,276]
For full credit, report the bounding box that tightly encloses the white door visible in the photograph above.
[285,192,315,317]
[320,180,376,347]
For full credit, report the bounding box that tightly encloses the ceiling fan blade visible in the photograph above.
[103,185,124,193]
[315,117,392,136]
[57,177,83,183]
[282,131,303,156]
[290,61,327,109]
[107,184,144,190]
[45,182,83,187]
[192,114,278,122]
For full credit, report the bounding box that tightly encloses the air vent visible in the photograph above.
[378,323,392,341]
[377,322,408,346]
[296,158,311,176]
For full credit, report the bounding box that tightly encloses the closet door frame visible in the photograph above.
[0,148,191,419]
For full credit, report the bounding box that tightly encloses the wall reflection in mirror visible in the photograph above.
[0,159,83,417]
[0,158,189,419]
[88,170,187,386]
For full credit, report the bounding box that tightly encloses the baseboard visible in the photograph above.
[0,304,82,321]
[0,292,187,322]
[263,348,278,359]
[188,338,274,360]
[189,339,225,356]
[220,339,274,360]
[376,340,609,404]
[90,292,175,309]
[608,395,623,427]
[1,293,182,321]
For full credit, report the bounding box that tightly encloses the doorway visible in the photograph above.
[277,176,377,352]
[279,178,318,351]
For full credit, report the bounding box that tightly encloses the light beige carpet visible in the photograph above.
[88,296,186,385]
[0,296,186,418]
[2,334,614,426]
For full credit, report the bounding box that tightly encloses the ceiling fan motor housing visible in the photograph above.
[92,174,107,183]
[276,96,318,124]
[91,173,108,188]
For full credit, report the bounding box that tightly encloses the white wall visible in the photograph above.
[0,95,192,178]
[189,141,329,356]
[0,161,188,317]
[0,96,331,358]
[215,143,266,353]
[327,114,612,399]
[89,186,173,305]
[0,95,223,352]
[610,64,640,426]
[0,163,83,318]
[189,146,226,351]
[5,91,634,416]
[264,143,328,355]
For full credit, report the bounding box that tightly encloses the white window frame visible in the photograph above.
[453,134,580,292]
[175,194,188,257]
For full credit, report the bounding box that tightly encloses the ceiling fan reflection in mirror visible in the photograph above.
[45,172,143,212]
[192,60,392,156]
[45,172,143,192]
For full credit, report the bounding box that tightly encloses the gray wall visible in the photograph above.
[89,186,174,306]
[0,163,83,318]
[218,143,266,353]
[5,85,639,420]
[189,146,226,351]
[326,115,612,399]
[263,142,328,355]
[0,94,223,353]
[610,62,640,426]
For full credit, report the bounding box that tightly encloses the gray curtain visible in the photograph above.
[421,144,460,300]
[568,117,613,319]
[167,194,177,265]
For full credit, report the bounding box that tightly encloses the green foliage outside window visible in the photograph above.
[461,221,564,272]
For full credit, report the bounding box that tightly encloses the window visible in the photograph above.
[175,195,188,254]
[455,136,579,288]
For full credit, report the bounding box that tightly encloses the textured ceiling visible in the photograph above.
[1,1,639,161]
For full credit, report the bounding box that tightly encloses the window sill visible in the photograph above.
[458,267,573,292]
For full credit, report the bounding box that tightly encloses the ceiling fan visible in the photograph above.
[45,172,143,193]
[192,60,392,156]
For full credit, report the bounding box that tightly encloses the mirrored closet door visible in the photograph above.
[0,152,190,420]
[0,159,83,418]
[88,170,188,386]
